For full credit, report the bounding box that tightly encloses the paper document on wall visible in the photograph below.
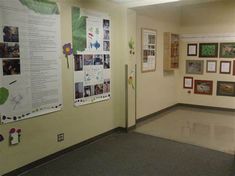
[0,0,62,124]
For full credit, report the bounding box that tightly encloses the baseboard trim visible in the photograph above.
[136,104,179,124]
[3,127,125,176]
[178,103,235,112]
[136,103,235,125]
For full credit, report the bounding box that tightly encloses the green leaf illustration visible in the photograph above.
[19,0,59,15]
[72,7,87,53]
[0,87,9,105]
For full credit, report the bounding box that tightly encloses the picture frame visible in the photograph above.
[186,60,204,74]
[217,81,235,97]
[206,60,217,73]
[141,28,157,73]
[220,42,235,58]
[233,60,235,76]
[183,77,193,89]
[194,80,213,95]
[187,43,197,56]
[199,43,218,58]
[220,61,231,74]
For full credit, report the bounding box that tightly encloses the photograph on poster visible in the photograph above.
[183,77,193,89]
[104,54,110,69]
[186,60,204,74]
[187,43,197,56]
[220,61,231,74]
[3,26,19,42]
[199,43,218,58]
[0,43,20,58]
[75,82,83,99]
[84,55,94,65]
[103,79,110,93]
[94,55,103,65]
[103,19,110,30]
[74,55,83,71]
[84,85,94,97]
[217,81,235,97]
[206,60,217,73]
[103,41,110,51]
[2,59,20,76]
[194,80,213,95]
[104,30,110,40]
[220,43,235,58]
[94,84,103,95]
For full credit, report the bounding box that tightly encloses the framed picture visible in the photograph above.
[186,60,204,74]
[194,80,213,95]
[187,43,197,56]
[206,60,217,73]
[217,81,235,97]
[220,61,231,74]
[220,43,235,58]
[199,43,218,58]
[233,60,235,76]
[183,77,193,89]
[141,28,157,73]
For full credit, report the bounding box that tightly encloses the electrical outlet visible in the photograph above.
[57,133,64,142]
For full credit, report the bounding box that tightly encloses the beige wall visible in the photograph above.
[0,0,129,175]
[1,0,235,175]
[136,7,181,119]
[178,1,235,108]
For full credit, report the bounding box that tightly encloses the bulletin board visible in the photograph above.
[0,0,62,124]
[72,7,111,106]
[141,28,157,72]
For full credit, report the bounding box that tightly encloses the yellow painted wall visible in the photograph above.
[1,0,235,175]
[0,0,129,175]
[177,1,235,108]
[136,6,181,119]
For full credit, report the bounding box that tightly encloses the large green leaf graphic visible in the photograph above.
[72,7,87,53]
[19,0,59,15]
[0,87,9,105]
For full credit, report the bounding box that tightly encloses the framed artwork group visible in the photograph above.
[184,41,235,97]
[186,42,235,75]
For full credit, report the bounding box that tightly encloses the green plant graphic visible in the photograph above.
[0,87,9,105]
[19,0,59,15]
[201,45,216,56]
[72,7,87,53]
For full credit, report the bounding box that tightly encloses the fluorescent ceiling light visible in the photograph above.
[112,0,180,7]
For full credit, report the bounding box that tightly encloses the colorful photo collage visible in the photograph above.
[0,26,20,76]
[103,19,110,52]
[75,79,110,101]
[74,54,110,71]
[74,53,111,104]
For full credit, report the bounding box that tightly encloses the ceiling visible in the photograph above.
[109,0,224,8]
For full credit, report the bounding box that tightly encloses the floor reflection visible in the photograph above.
[135,107,235,154]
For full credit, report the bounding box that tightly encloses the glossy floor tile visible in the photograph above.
[135,107,235,154]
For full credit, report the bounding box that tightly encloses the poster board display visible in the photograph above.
[0,0,62,124]
[141,28,156,73]
[72,7,111,106]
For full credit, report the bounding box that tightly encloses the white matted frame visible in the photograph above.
[141,28,157,73]
[206,60,217,73]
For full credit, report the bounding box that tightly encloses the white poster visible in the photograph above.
[142,29,156,72]
[73,8,111,106]
[0,0,62,124]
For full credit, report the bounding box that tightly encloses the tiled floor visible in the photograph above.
[135,106,235,154]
